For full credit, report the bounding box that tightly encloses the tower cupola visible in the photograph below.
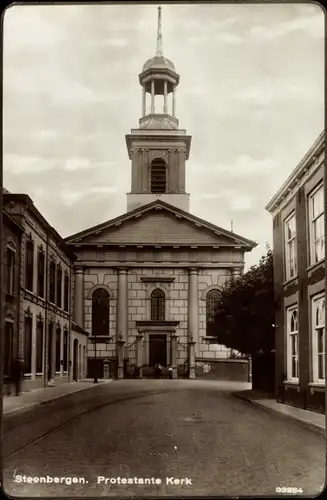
[138,6,180,130]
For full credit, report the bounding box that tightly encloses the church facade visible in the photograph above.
[65,8,256,380]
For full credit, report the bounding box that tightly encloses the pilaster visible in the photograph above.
[51,323,56,381]
[31,316,37,380]
[136,334,143,378]
[116,267,128,342]
[32,242,37,295]
[117,337,125,379]
[74,267,84,328]
[170,334,178,378]
[188,341,196,379]
[178,149,185,192]
[188,267,199,343]
[60,326,64,376]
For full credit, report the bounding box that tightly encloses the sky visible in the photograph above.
[3,2,324,269]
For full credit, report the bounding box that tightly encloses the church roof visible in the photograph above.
[64,199,257,250]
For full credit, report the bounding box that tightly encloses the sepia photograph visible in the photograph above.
[1,1,325,498]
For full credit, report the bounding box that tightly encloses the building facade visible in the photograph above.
[65,8,256,381]
[3,193,88,392]
[3,208,24,390]
[266,131,325,413]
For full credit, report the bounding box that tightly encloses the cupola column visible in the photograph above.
[142,86,146,116]
[164,80,168,114]
[151,80,155,113]
[172,86,176,117]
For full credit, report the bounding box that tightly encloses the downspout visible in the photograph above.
[44,231,49,387]
[68,251,75,383]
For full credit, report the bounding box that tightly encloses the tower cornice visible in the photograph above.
[125,132,192,160]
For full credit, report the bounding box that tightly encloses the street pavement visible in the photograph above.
[3,380,325,497]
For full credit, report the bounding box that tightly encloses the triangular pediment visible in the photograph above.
[65,200,256,249]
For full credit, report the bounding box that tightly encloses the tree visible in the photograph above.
[210,250,275,391]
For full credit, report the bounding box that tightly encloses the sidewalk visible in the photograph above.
[233,390,325,438]
[2,379,112,417]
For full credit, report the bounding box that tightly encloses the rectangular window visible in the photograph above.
[49,261,56,304]
[25,240,34,292]
[36,320,44,374]
[308,184,325,265]
[56,266,62,308]
[286,306,299,382]
[37,251,45,299]
[64,274,69,312]
[312,294,325,383]
[63,329,68,372]
[4,321,14,378]
[56,326,61,372]
[284,213,297,281]
[24,316,33,374]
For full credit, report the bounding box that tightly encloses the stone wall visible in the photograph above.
[195,359,249,382]
[83,264,240,370]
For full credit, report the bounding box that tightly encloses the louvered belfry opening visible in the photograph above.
[151,158,166,193]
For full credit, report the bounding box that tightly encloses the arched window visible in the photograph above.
[92,288,110,336]
[151,288,165,321]
[206,289,221,335]
[151,158,166,193]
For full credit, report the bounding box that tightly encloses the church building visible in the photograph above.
[65,7,256,380]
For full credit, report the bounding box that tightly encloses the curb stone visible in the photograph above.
[3,379,113,418]
[233,392,325,438]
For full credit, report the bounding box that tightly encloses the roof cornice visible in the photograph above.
[266,131,325,214]
[3,193,76,260]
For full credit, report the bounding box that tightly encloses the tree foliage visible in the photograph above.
[210,250,274,356]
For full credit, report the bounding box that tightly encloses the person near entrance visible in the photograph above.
[169,366,173,379]
[155,363,163,379]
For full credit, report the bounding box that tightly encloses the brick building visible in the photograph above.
[3,207,24,388]
[3,193,89,392]
[266,131,325,413]
[64,8,256,380]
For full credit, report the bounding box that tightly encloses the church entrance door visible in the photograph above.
[149,334,167,367]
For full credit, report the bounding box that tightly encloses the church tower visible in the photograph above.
[126,6,192,213]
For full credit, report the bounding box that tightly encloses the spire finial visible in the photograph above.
[156,6,163,56]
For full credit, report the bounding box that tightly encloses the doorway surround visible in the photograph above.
[136,320,179,366]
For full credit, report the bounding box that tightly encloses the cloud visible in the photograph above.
[191,156,281,179]
[195,189,253,212]
[228,156,281,177]
[183,85,211,96]
[235,80,320,107]
[4,154,112,175]
[250,13,324,41]
[231,195,253,211]
[187,32,242,44]
[63,158,93,171]
[217,33,242,44]
[4,154,55,175]
[60,185,118,206]
[4,5,71,51]
[36,129,58,140]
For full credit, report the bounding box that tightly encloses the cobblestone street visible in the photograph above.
[3,380,325,497]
